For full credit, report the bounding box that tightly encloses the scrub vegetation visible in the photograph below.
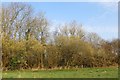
[1,3,118,72]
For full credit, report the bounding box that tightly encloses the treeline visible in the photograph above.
[1,3,119,70]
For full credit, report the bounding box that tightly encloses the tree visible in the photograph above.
[1,2,118,70]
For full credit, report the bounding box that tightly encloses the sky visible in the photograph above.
[2,1,118,41]
[28,2,118,41]
[1,0,119,2]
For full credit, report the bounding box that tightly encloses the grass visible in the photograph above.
[2,67,118,78]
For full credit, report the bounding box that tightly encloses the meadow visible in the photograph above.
[2,67,118,78]
[1,3,119,79]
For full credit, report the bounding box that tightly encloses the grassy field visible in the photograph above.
[2,67,118,78]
